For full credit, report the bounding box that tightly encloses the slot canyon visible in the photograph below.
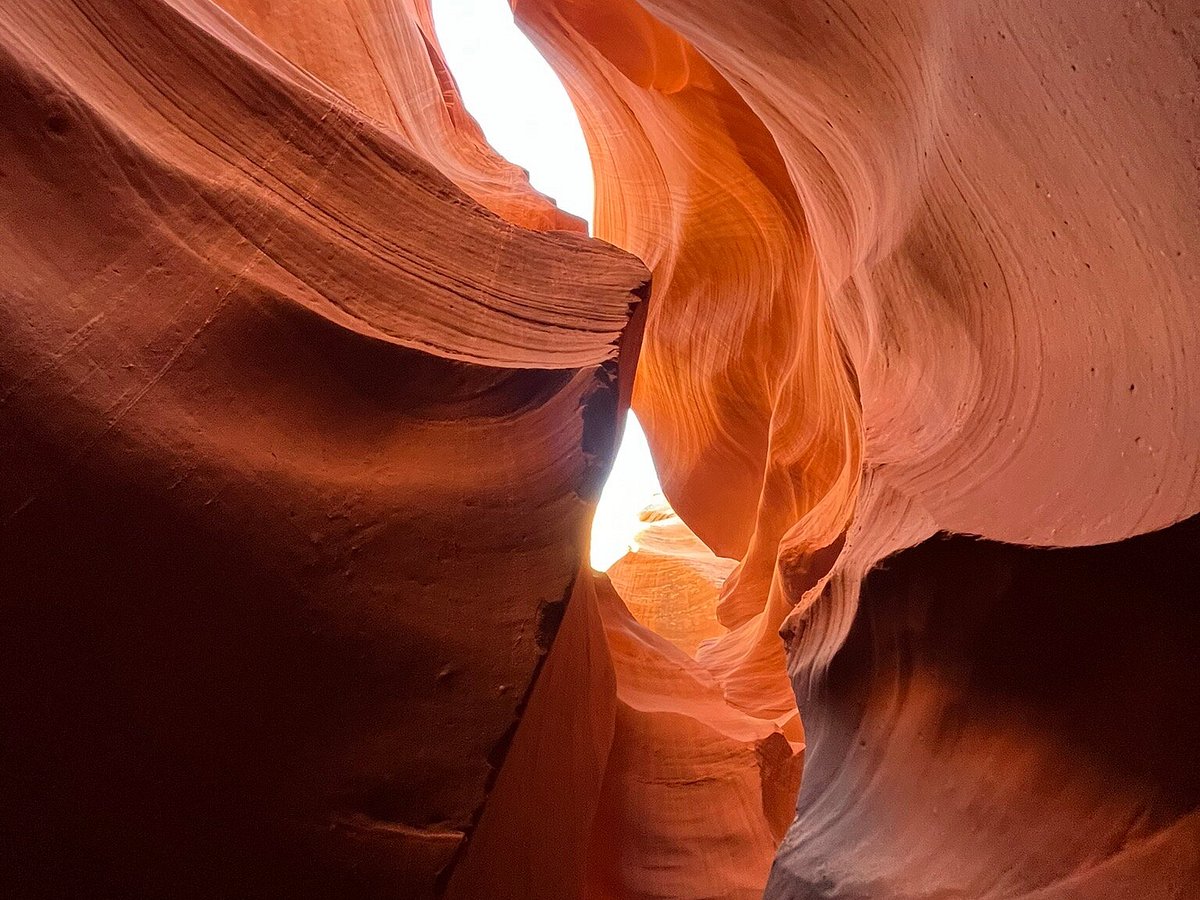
[1,0,1198,897]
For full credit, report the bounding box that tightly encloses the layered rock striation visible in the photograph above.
[515,0,1200,895]
[0,0,646,893]
[1,0,1198,897]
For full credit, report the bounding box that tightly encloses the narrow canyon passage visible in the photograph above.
[431,7,807,896]
[0,0,1197,898]
[432,0,669,574]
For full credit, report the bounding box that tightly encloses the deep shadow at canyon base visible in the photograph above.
[773,516,1200,898]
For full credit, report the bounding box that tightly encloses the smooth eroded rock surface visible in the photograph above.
[2,0,1198,897]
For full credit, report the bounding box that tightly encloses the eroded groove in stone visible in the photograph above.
[517,0,1200,895]
[1,0,1198,897]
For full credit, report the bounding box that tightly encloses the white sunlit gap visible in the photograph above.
[432,0,663,571]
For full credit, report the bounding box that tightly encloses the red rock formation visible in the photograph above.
[2,0,1198,897]
[607,500,735,656]
[0,0,646,894]
[515,0,1200,896]
[774,520,1200,898]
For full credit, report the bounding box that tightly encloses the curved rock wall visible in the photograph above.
[517,0,1200,895]
[770,519,1200,898]
[0,0,646,894]
[1,0,1198,897]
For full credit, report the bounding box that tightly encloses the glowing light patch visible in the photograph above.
[433,0,663,571]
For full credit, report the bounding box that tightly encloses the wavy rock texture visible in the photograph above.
[771,519,1200,899]
[2,0,1199,897]
[607,500,735,656]
[516,0,1200,896]
[0,0,799,897]
[0,0,649,895]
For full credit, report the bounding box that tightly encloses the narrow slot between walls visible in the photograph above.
[431,0,663,571]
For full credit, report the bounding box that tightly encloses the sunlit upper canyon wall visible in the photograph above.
[0,1,1197,899]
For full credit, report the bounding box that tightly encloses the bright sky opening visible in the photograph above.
[432,0,663,571]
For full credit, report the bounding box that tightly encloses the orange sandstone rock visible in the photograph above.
[607,500,734,656]
[517,0,1200,895]
[0,0,645,894]
[2,0,1199,897]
